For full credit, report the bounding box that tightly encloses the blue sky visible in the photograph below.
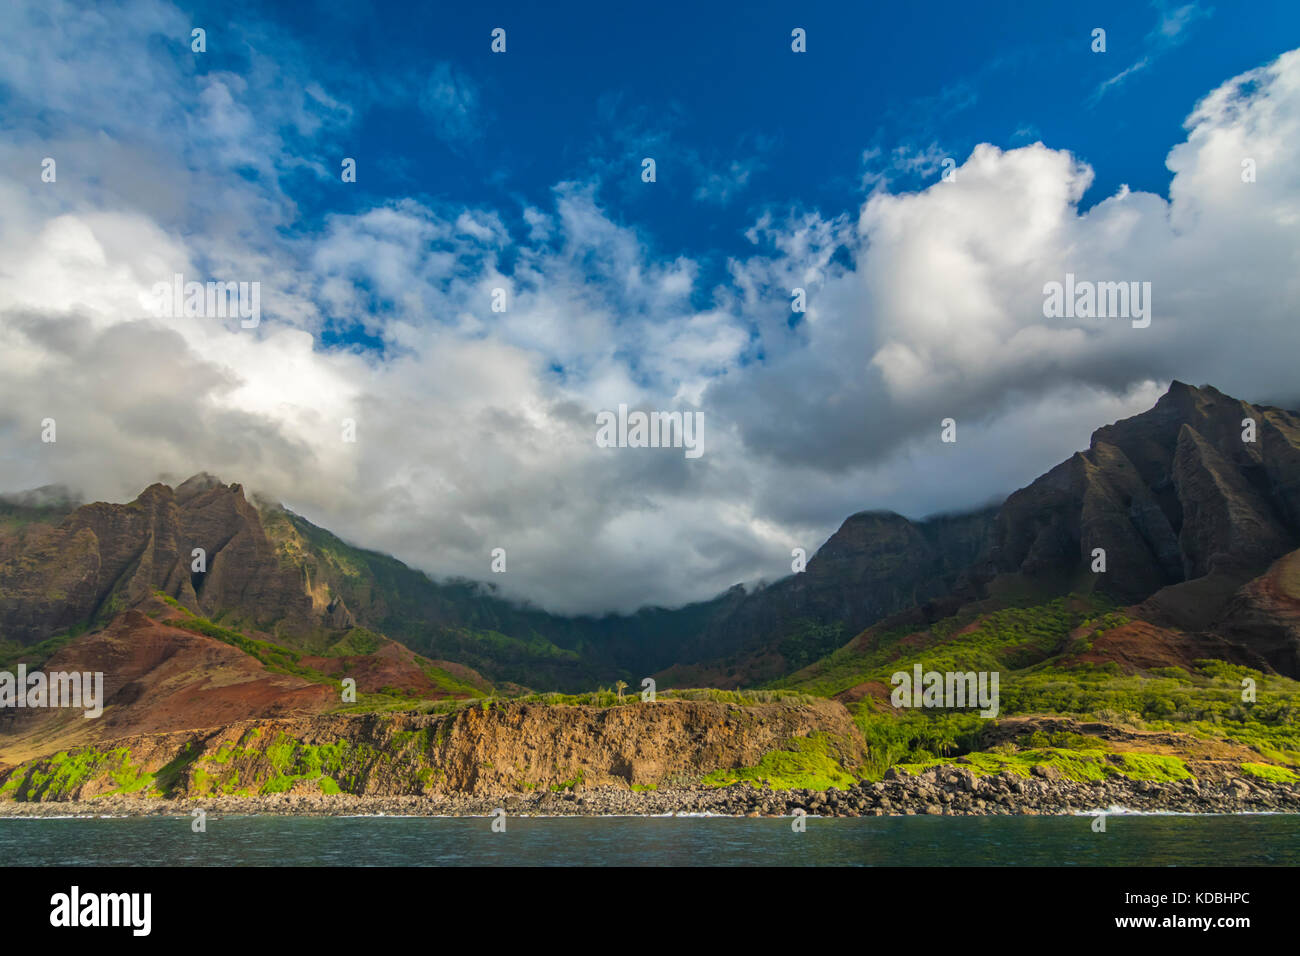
[2,1,1300,613]
[198,0,1296,291]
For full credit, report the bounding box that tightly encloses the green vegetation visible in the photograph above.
[775,595,1300,782]
[419,665,489,700]
[701,733,860,791]
[1241,762,1299,784]
[0,626,85,671]
[181,732,383,796]
[777,620,847,672]
[1,747,155,800]
[3,592,1296,801]
[320,627,385,657]
[550,771,585,791]
[776,597,1119,698]
[154,593,343,689]
[895,748,1191,783]
[854,710,987,780]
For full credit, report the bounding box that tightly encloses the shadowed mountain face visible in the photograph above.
[657,383,1300,684]
[0,472,723,689]
[984,382,1300,601]
[655,508,998,686]
[971,383,1300,676]
[0,474,323,645]
[0,481,999,689]
[1,382,1299,699]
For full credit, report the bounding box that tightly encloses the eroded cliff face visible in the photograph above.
[659,385,1300,685]
[0,698,863,801]
[0,474,322,645]
[983,383,1300,605]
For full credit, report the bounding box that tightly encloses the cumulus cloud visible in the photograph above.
[1,0,1298,614]
[719,49,1300,481]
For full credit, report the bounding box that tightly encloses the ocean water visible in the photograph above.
[4,813,1298,866]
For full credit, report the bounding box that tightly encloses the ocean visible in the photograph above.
[5,813,1298,866]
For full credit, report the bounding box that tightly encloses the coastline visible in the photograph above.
[4,766,1298,818]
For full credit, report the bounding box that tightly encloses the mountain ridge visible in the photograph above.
[3,381,1300,689]
[3,381,1300,798]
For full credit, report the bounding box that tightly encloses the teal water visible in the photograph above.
[4,813,1298,866]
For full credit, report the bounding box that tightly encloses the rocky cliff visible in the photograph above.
[983,382,1300,600]
[2,380,1299,757]
[659,508,997,686]
[0,697,863,801]
[973,382,1300,674]
[0,474,325,645]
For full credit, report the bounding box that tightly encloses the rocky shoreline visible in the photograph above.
[3,766,1298,818]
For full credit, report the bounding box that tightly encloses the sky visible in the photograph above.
[1,0,1299,614]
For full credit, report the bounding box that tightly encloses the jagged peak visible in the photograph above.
[1090,382,1242,452]
[136,482,174,500]
[1153,380,1207,413]
[1163,380,1227,398]
[173,473,251,507]
[176,472,225,496]
[1155,380,1239,414]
